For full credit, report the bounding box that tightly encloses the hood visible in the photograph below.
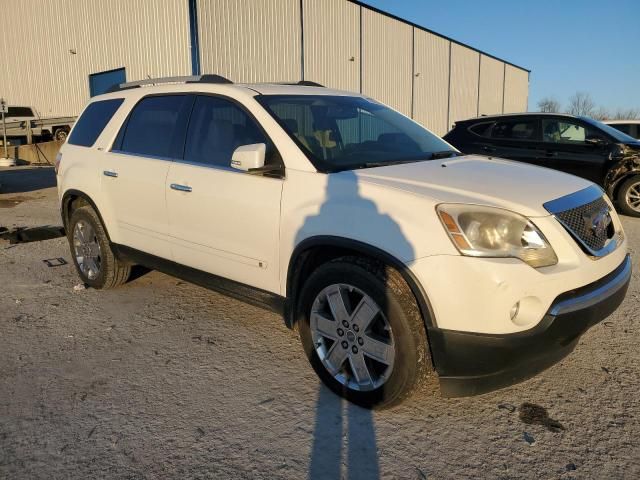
[354,155,593,217]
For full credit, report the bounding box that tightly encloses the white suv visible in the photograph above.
[56,76,631,408]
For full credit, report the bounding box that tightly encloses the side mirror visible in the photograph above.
[230,143,266,172]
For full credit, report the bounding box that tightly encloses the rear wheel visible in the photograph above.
[616,175,640,217]
[297,257,432,409]
[68,206,131,289]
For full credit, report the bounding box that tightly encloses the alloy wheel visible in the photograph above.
[310,283,395,392]
[72,220,102,280]
[625,182,640,212]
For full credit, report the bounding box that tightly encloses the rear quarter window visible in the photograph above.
[68,98,124,147]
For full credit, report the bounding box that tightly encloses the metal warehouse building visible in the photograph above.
[0,0,529,136]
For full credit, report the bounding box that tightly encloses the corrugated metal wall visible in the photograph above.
[0,0,529,128]
[478,55,504,116]
[361,9,413,116]
[0,0,191,117]
[302,0,360,92]
[503,64,529,113]
[413,30,450,135]
[196,0,302,83]
[448,44,480,126]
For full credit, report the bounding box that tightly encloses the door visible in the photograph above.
[89,68,126,97]
[166,95,283,293]
[479,117,541,164]
[102,94,193,259]
[539,118,609,184]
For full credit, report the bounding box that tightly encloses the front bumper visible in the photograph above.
[429,254,631,397]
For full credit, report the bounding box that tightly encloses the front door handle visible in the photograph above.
[544,150,558,157]
[170,183,192,193]
[481,145,495,153]
[103,170,118,178]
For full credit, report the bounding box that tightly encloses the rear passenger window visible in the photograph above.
[492,120,537,140]
[469,122,494,137]
[119,95,191,158]
[68,99,124,147]
[184,96,268,168]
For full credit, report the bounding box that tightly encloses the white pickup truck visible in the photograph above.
[2,106,75,143]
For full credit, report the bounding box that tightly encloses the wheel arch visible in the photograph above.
[61,189,112,241]
[285,236,437,331]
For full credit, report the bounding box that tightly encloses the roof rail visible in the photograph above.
[106,74,233,93]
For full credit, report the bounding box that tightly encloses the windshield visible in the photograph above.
[256,95,458,172]
[6,107,34,117]
[581,117,639,144]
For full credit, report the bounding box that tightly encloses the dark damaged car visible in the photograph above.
[444,113,640,217]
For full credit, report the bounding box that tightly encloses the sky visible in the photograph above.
[362,0,640,113]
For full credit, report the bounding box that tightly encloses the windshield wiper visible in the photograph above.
[360,159,422,169]
[429,150,460,160]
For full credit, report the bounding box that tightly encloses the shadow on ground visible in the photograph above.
[309,385,380,480]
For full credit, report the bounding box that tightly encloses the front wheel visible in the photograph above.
[616,175,640,217]
[297,257,433,409]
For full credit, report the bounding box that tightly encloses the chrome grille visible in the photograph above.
[554,196,614,253]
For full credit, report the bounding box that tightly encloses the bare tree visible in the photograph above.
[612,108,640,120]
[567,92,596,117]
[592,106,611,121]
[537,97,561,113]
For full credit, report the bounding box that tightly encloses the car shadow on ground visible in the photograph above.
[0,166,56,194]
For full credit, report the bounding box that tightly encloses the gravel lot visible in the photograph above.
[1,166,639,479]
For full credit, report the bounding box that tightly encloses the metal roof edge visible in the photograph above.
[350,0,531,73]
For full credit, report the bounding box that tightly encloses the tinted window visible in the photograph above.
[7,107,34,117]
[542,119,601,144]
[491,120,537,140]
[469,122,494,137]
[184,96,268,167]
[610,124,632,135]
[120,95,190,158]
[68,99,124,147]
[257,95,457,172]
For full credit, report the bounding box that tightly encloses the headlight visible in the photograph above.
[436,204,558,268]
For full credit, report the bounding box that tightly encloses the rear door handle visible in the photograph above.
[481,145,495,153]
[544,150,558,157]
[103,170,118,178]
[170,183,192,193]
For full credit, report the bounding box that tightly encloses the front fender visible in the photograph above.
[604,145,640,197]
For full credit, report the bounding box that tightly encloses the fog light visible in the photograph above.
[510,302,520,321]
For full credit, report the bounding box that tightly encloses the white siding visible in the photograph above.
[0,0,191,117]
[413,31,450,136]
[361,10,413,116]
[478,55,504,116]
[302,0,360,91]
[197,0,302,84]
[504,65,529,113]
[448,43,480,125]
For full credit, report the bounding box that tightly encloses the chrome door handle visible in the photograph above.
[103,170,118,178]
[170,183,192,193]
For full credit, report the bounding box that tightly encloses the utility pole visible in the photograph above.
[1,98,7,159]
[0,98,16,167]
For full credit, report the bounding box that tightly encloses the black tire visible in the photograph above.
[68,205,131,289]
[296,256,433,409]
[54,128,69,142]
[616,175,640,217]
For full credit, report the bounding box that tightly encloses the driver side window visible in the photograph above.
[542,119,598,144]
[184,96,268,168]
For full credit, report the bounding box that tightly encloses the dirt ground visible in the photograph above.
[1,166,639,479]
